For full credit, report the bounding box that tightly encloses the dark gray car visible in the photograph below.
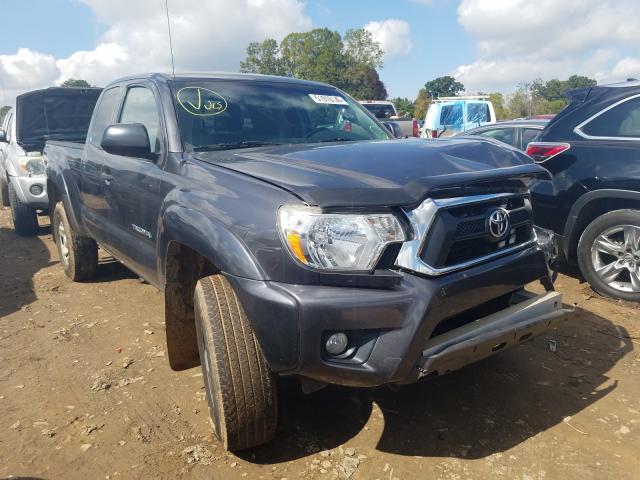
[462,119,549,151]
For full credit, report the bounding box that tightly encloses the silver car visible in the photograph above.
[0,87,101,235]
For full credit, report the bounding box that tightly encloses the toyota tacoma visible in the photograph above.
[45,72,572,451]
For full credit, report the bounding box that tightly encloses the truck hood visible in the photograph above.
[194,138,550,208]
[16,87,102,151]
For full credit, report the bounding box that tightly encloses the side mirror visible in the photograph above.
[101,124,153,159]
[0,129,7,143]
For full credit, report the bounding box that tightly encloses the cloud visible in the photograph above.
[364,19,413,59]
[0,0,312,105]
[453,0,640,92]
[0,48,59,105]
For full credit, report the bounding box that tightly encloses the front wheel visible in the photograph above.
[577,209,640,302]
[0,177,9,207]
[8,182,38,235]
[194,274,277,451]
[52,202,98,281]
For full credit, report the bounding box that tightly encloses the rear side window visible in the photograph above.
[119,87,161,153]
[582,95,640,138]
[521,128,541,148]
[478,127,517,147]
[467,103,490,124]
[440,104,462,126]
[362,103,395,119]
[89,87,121,146]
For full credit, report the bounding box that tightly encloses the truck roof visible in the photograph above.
[107,72,334,89]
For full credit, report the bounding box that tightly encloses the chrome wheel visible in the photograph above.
[591,225,640,293]
[58,219,70,267]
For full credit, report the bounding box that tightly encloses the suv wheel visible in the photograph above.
[8,181,38,235]
[0,177,9,207]
[577,209,640,301]
[52,202,98,281]
[194,274,277,451]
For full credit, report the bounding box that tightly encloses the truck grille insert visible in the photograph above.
[420,194,534,269]
[395,193,536,276]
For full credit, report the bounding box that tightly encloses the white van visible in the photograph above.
[421,96,496,138]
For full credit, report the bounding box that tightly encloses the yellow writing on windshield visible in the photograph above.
[177,87,228,116]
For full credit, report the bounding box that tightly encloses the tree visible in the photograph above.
[343,28,383,70]
[61,79,91,87]
[0,105,10,125]
[239,38,284,75]
[343,64,387,100]
[504,82,568,119]
[486,92,507,120]
[424,76,464,98]
[532,75,596,102]
[413,88,431,120]
[390,97,414,118]
[240,27,387,100]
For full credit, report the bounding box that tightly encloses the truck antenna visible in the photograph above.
[164,0,176,81]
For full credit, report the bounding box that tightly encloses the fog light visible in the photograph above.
[325,332,349,356]
[30,184,43,196]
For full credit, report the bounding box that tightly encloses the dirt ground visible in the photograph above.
[0,208,638,480]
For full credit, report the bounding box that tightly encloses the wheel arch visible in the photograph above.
[158,204,267,371]
[563,189,640,259]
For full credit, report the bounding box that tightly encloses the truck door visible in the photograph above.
[100,84,166,284]
[80,85,123,245]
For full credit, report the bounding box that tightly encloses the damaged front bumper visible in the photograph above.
[415,290,572,380]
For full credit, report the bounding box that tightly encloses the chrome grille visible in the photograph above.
[395,193,536,276]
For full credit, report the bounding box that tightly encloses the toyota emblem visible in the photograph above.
[487,208,510,240]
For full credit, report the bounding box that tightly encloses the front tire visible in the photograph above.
[577,209,640,302]
[8,182,38,235]
[0,177,9,207]
[194,275,277,451]
[52,202,98,281]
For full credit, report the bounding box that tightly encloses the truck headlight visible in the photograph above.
[18,153,45,176]
[278,205,406,271]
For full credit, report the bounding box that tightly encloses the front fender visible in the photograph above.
[158,203,266,286]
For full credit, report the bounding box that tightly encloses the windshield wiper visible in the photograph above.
[315,138,356,143]
[193,141,282,152]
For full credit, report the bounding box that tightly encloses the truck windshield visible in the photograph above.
[170,80,390,151]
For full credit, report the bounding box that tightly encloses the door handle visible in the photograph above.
[101,172,113,186]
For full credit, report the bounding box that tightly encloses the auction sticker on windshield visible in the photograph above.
[177,87,228,116]
[308,94,348,105]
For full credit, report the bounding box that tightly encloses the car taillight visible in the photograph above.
[425,129,438,138]
[412,119,419,137]
[526,142,570,163]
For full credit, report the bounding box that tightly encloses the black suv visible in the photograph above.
[529,80,640,301]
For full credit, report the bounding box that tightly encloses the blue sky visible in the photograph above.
[0,0,473,99]
[1,0,638,105]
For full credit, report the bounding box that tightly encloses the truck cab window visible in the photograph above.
[89,87,121,146]
[119,87,162,153]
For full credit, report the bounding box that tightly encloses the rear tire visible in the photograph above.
[52,202,98,281]
[0,177,9,207]
[8,181,38,235]
[194,274,277,451]
[577,209,640,302]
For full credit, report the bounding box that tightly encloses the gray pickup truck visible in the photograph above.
[0,87,101,234]
[45,72,572,451]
